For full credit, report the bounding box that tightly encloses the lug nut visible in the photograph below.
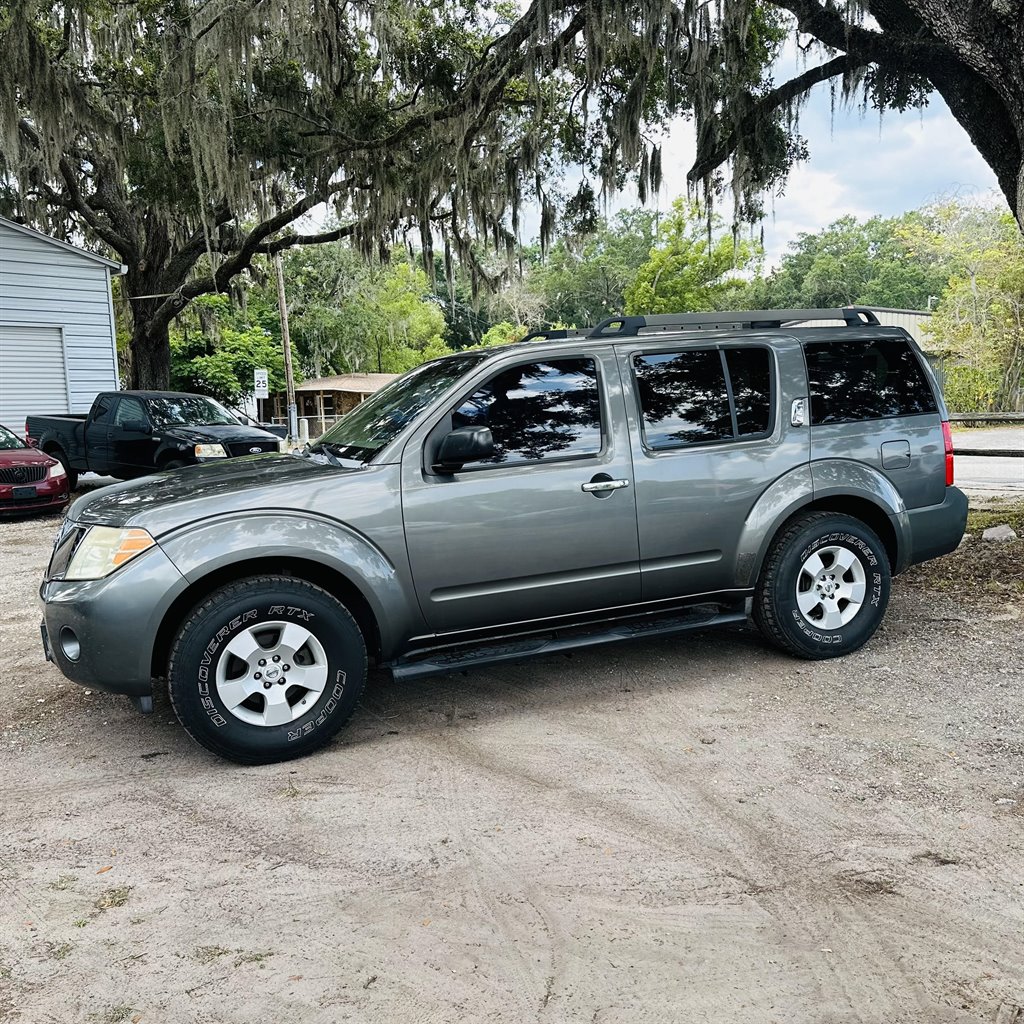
[263,681,272,689]
[283,664,291,672]
[272,655,281,663]
[258,659,266,666]
[254,672,262,680]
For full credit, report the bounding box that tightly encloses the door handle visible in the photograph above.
[581,478,630,493]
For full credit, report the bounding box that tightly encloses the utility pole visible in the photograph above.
[274,251,298,441]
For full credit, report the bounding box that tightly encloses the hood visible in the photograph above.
[0,447,57,467]
[70,454,364,533]
[159,423,281,445]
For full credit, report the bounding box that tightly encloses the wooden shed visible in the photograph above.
[0,217,124,435]
[262,372,399,435]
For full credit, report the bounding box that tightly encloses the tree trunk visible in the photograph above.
[129,316,172,390]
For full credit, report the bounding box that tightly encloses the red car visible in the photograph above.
[0,422,70,515]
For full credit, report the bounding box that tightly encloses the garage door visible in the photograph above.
[0,325,69,436]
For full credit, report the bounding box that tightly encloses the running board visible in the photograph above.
[389,605,748,683]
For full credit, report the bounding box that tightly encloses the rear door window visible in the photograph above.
[633,347,773,449]
[452,358,602,465]
[804,339,937,424]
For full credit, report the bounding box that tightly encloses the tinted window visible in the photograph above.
[725,348,772,436]
[147,395,238,427]
[91,396,114,424]
[633,349,733,448]
[114,396,147,427]
[452,359,601,464]
[804,339,937,424]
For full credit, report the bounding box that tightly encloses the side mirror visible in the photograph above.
[433,426,495,473]
[122,419,152,435]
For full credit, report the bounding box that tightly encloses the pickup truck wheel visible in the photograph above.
[168,576,367,764]
[162,459,187,471]
[753,512,891,660]
[50,449,77,491]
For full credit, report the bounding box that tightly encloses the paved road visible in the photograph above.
[952,426,1024,496]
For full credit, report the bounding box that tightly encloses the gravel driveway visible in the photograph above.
[1,514,1022,1024]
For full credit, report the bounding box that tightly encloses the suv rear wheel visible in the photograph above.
[168,576,367,764]
[754,512,891,659]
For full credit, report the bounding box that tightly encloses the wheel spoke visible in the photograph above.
[832,547,858,572]
[801,552,825,578]
[288,662,328,695]
[276,621,312,659]
[224,629,263,663]
[845,580,866,605]
[262,688,294,727]
[218,677,259,710]
[797,589,822,617]
[819,606,844,630]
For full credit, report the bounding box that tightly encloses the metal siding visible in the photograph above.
[0,220,119,418]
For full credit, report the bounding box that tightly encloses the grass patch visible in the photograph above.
[193,945,232,965]
[94,886,132,911]
[234,950,274,968]
[47,941,74,961]
[966,500,1024,537]
[49,874,77,892]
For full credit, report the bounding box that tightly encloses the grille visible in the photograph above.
[227,441,272,457]
[0,464,47,484]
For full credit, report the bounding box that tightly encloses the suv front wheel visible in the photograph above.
[168,576,367,764]
[754,512,891,659]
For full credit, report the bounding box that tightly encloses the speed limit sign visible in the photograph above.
[253,368,269,398]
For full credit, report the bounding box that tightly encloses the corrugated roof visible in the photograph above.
[295,373,399,393]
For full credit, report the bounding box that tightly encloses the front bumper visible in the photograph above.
[905,486,969,567]
[0,479,69,514]
[39,542,188,697]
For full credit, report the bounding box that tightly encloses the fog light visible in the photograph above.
[59,626,81,662]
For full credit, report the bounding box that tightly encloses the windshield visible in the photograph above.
[316,355,486,462]
[0,424,26,450]
[147,395,240,428]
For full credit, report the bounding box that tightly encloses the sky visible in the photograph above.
[633,82,1002,268]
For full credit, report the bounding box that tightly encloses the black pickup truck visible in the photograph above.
[26,391,283,489]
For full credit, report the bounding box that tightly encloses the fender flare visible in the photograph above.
[733,460,910,588]
[155,511,424,659]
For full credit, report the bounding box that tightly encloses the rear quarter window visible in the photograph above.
[804,338,937,424]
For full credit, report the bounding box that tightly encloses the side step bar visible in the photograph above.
[389,605,748,683]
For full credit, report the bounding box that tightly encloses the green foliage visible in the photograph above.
[911,204,1024,411]
[624,199,762,314]
[477,321,528,348]
[743,213,951,310]
[170,295,292,405]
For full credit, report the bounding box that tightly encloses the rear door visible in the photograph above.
[401,349,641,634]
[618,334,810,601]
[83,395,116,474]
[803,332,945,508]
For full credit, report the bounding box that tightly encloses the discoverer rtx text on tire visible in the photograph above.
[168,576,367,764]
[754,512,891,659]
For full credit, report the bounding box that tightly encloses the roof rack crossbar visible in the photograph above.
[587,307,881,337]
[520,328,591,343]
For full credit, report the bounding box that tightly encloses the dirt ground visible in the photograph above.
[1,509,1022,1024]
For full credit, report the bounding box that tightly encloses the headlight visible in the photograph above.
[48,462,66,479]
[65,527,156,581]
[194,443,227,458]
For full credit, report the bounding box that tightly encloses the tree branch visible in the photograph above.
[688,54,863,182]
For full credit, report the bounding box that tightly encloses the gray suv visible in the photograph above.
[39,307,968,764]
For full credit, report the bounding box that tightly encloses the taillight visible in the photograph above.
[941,420,954,486]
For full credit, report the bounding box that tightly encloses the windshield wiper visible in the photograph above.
[303,442,365,469]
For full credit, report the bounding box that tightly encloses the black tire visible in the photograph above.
[753,512,891,660]
[168,576,367,764]
[49,448,78,491]
[161,459,188,471]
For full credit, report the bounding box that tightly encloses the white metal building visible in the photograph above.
[0,217,124,434]
[791,307,934,347]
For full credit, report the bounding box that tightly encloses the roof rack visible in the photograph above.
[587,307,881,337]
[520,327,592,343]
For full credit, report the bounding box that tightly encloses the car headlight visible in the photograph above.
[194,443,227,458]
[48,462,66,479]
[64,527,156,581]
